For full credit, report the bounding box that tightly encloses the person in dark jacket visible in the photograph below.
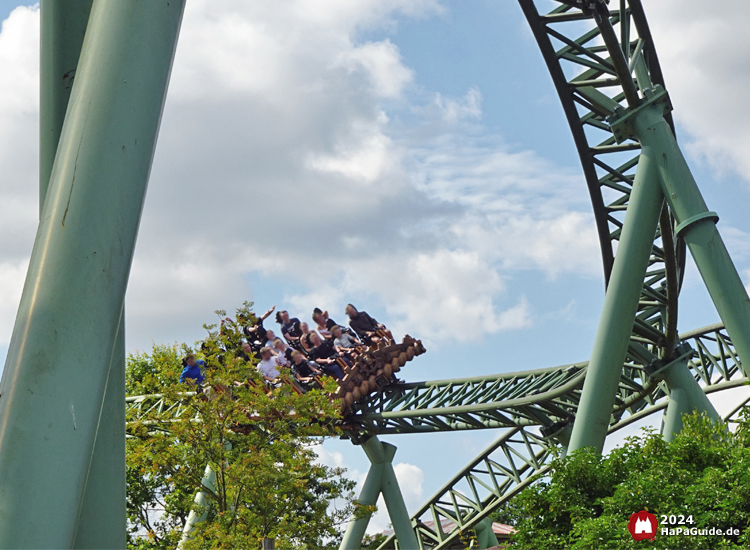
[306,332,346,379]
[345,303,393,345]
[290,350,322,391]
[179,354,205,385]
[243,305,275,353]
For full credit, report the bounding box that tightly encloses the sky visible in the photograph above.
[2,0,750,534]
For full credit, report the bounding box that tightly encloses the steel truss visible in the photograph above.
[348,324,744,437]
[125,323,747,549]
[68,0,750,548]
[520,0,683,357]
[371,325,746,549]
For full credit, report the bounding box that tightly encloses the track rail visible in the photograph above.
[124,324,746,548]
[520,0,685,358]
[122,3,748,548]
[374,323,747,549]
[348,325,745,437]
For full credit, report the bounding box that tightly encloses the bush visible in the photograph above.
[499,412,750,549]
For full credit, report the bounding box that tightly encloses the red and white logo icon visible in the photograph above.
[628,510,658,541]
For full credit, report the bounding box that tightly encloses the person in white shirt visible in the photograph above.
[256,347,281,382]
[273,338,292,367]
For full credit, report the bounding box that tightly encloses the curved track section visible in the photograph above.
[124,325,747,549]
[126,326,746,438]
[347,325,745,436]
[373,324,747,549]
[520,0,684,358]
[122,4,746,548]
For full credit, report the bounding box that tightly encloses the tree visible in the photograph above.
[126,303,357,549]
[498,412,750,549]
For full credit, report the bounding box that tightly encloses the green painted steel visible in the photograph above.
[178,463,219,549]
[373,326,747,550]
[625,94,750,382]
[474,518,500,549]
[40,4,127,545]
[130,326,745,442]
[73,319,127,548]
[340,457,384,549]
[662,388,688,444]
[39,0,93,214]
[0,1,185,546]
[516,3,685,427]
[660,357,720,442]
[126,323,745,549]
[567,146,664,453]
[517,0,749,456]
[340,437,420,550]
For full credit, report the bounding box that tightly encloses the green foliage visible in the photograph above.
[126,303,356,549]
[360,533,388,549]
[499,413,750,549]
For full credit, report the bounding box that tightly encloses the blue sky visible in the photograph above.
[1,0,750,533]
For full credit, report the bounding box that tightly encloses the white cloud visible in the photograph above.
[313,442,425,536]
[392,462,425,507]
[337,40,413,99]
[0,6,38,350]
[0,1,602,354]
[313,443,348,470]
[434,87,482,123]
[365,462,425,535]
[645,1,750,181]
[0,260,28,344]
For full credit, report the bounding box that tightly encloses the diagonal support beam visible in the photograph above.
[660,354,720,442]
[568,143,664,453]
[623,90,750,382]
[0,1,185,546]
[340,436,419,550]
[40,3,127,546]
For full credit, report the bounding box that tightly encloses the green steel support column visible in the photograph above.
[39,0,93,213]
[40,4,126,546]
[179,441,232,548]
[73,319,126,548]
[0,1,185,547]
[474,517,500,549]
[568,147,664,453]
[178,463,218,549]
[340,436,419,550]
[340,454,384,549]
[662,388,688,443]
[549,425,572,459]
[379,457,419,549]
[661,359,720,442]
[627,97,750,380]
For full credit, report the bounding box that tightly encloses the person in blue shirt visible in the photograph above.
[179,354,205,385]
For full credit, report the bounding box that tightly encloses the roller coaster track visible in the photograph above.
[125,323,748,548]
[347,325,746,437]
[365,0,749,547]
[522,0,684,358]
[371,323,747,549]
[122,2,750,548]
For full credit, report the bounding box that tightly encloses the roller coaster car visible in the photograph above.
[334,335,426,414]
